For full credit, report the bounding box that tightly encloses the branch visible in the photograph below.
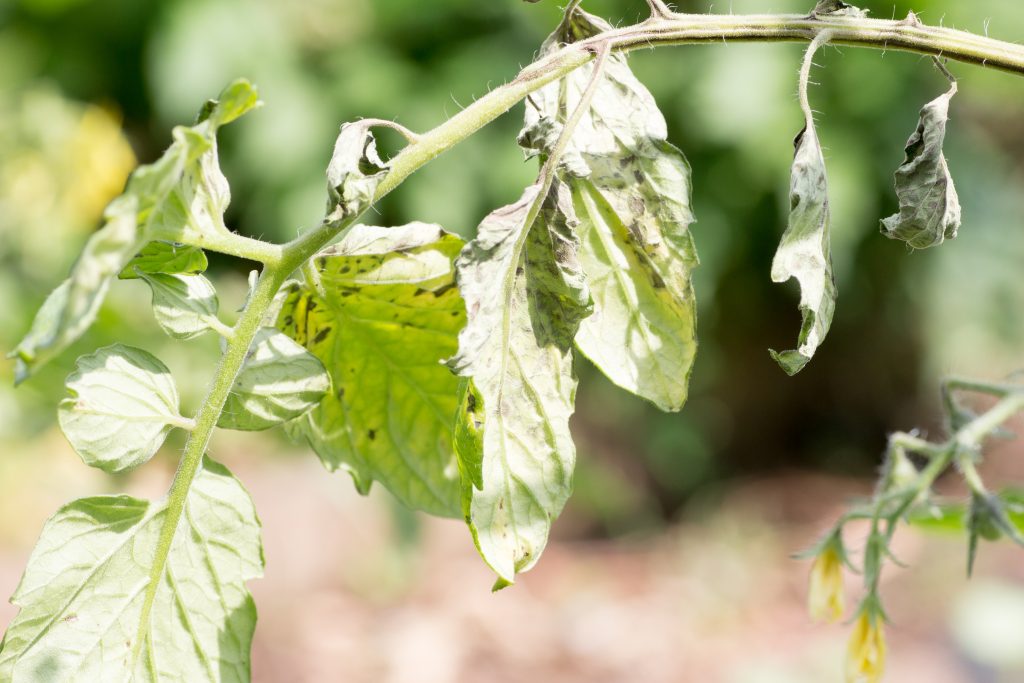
[374,10,1024,201]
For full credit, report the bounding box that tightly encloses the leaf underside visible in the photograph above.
[277,223,466,517]
[769,40,836,376]
[218,327,330,432]
[521,7,699,412]
[0,458,263,683]
[57,344,183,473]
[448,180,591,585]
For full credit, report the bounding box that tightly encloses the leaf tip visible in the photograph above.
[769,348,811,376]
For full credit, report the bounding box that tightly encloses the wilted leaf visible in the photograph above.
[218,327,329,432]
[325,122,390,224]
[9,80,258,383]
[0,458,263,682]
[881,82,961,249]
[137,272,223,340]
[520,7,698,411]
[57,344,187,473]
[119,242,208,280]
[277,223,465,517]
[448,180,591,585]
[770,37,836,375]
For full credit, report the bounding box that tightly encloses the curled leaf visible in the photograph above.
[9,80,259,383]
[448,179,591,585]
[57,344,186,473]
[770,34,836,375]
[881,82,961,249]
[277,223,465,517]
[520,7,698,411]
[325,122,390,224]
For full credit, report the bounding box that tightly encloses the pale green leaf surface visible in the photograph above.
[520,8,698,411]
[57,344,185,473]
[119,242,208,280]
[138,272,222,340]
[881,82,961,249]
[10,196,145,383]
[218,327,329,432]
[277,223,465,517]
[448,180,591,584]
[9,80,258,382]
[0,458,263,683]
[770,37,836,376]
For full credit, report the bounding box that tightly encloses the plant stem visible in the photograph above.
[373,11,1024,201]
[132,213,357,666]
[152,226,284,266]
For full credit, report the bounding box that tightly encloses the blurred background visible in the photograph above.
[2,0,1024,680]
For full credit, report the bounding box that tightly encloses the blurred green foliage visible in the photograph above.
[2,0,1023,530]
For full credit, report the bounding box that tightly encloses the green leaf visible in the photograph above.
[218,327,330,432]
[137,272,223,340]
[448,180,591,585]
[0,458,263,682]
[769,38,836,376]
[276,223,465,517]
[520,8,698,412]
[880,81,961,249]
[57,344,187,474]
[9,80,258,383]
[118,242,208,280]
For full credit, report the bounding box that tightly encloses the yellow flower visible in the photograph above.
[808,543,845,622]
[845,611,886,683]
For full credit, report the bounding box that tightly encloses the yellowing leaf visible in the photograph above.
[277,223,465,517]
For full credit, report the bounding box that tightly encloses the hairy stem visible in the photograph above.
[373,10,1024,201]
[133,211,358,666]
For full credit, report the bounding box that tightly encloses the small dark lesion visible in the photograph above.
[312,327,332,345]
[367,429,376,441]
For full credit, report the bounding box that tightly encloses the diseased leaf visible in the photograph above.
[769,38,836,376]
[520,7,698,412]
[119,242,208,280]
[448,180,591,585]
[325,121,390,224]
[812,0,869,18]
[0,458,263,682]
[9,196,144,383]
[881,82,961,249]
[9,80,258,383]
[137,272,223,340]
[277,223,465,517]
[57,344,186,473]
[218,327,329,432]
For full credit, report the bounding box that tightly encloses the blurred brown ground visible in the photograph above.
[3,422,1023,683]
